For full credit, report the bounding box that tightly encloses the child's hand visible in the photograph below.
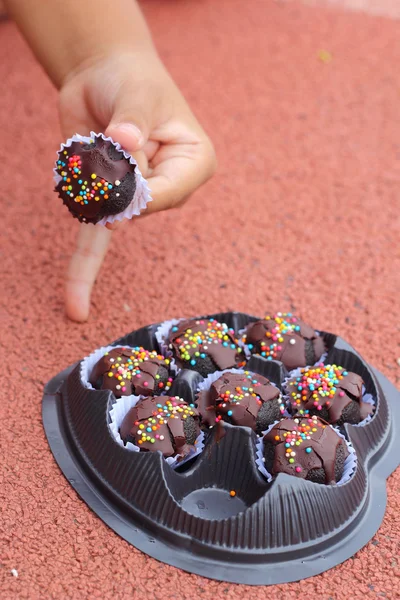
[59,51,216,322]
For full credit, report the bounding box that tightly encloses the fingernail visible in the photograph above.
[110,123,144,147]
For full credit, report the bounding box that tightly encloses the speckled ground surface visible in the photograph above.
[1,0,399,598]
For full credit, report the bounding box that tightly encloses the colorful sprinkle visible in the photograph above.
[288,364,349,415]
[135,397,196,445]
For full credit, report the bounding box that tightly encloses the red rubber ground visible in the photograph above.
[1,1,399,598]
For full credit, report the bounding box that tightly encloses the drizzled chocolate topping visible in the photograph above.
[55,135,136,223]
[244,312,325,370]
[167,318,245,374]
[263,416,349,484]
[286,364,373,425]
[120,396,200,460]
[196,370,284,433]
[89,347,173,398]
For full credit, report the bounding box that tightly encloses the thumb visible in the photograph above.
[105,84,153,155]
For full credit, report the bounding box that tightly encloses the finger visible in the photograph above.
[105,218,127,231]
[144,140,217,214]
[65,224,112,322]
[143,140,160,162]
[105,80,159,154]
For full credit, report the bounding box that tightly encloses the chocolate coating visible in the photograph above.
[196,370,284,433]
[167,318,245,377]
[244,312,325,371]
[89,347,173,398]
[286,364,373,425]
[263,416,350,484]
[120,396,200,460]
[55,135,136,223]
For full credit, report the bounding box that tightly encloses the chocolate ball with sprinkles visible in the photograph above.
[243,312,325,371]
[196,371,285,434]
[54,132,150,224]
[120,396,200,461]
[89,347,173,398]
[167,318,245,377]
[262,416,350,484]
[286,364,373,425]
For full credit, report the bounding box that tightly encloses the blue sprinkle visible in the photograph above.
[74,168,79,173]
[108,184,113,189]
[200,353,206,359]
[100,190,105,195]
[295,325,301,331]
[223,342,228,347]
[78,179,82,184]
[285,443,290,448]
[288,312,292,317]
[267,356,272,360]
[190,359,196,366]
[227,410,233,416]
[230,344,236,349]
[309,384,314,391]
[84,200,88,204]
[172,326,178,332]
[146,427,152,432]
[243,387,248,391]
[248,344,253,350]
[306,447,312,454]
[343,371,348,376]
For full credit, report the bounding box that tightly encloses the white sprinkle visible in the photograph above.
[116,193,120,197]
[115,180,121,186]
[290,338,296,345]
[11,569,18,578]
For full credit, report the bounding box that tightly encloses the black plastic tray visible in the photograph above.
[42,312,400,585]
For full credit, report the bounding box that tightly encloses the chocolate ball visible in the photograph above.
[286,364,373,425]
[243,312,325,371]
[196,370,284,434]
[89,347,173,398]
[263,416,350,484]
[120,396,200,460]
[167,318,245,377]
[55,134,136,223]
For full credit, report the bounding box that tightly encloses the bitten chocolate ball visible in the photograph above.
[120,396,200,460]
[196,370,284,434]
[55,134,136,223]
[89,347,173,398]
[263,416,350,484]
[243,312,325,371]
[286,364,373,425]
[167,318,245,377]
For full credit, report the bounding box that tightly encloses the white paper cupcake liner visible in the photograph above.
[80,344,118,390]
[80,344,178,393]
[109,394,205,468]
[155,318,183,359]
[54,131,152,226]
[283,368,376,427]
[196,369,289,433]
[256,420,357,486]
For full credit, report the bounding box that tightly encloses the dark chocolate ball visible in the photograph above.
[89,347,173,398]
[286,364,373,425]
[196,370,284,434]
[119,396,200,460]
[167,318,245,377]
[243,312,325,371]
[262,416,350,484]
[55,135,136,223]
